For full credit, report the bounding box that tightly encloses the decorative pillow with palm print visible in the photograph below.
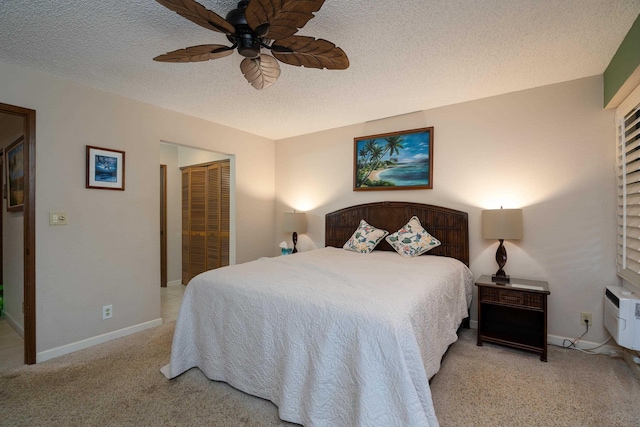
[386,216,441,257]
[343,220,389,254]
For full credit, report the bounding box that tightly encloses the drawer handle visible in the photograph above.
[502,296,521,302]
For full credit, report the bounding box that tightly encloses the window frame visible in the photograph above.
[616,84,640,286]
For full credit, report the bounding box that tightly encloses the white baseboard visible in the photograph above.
[167,280,182,287]
[547,334,621,355]
[36,318,163,363]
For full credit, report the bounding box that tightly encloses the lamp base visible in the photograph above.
[493,239,509,283]
[492,274,510,283]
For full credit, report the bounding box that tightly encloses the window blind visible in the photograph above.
[617,99,640,286]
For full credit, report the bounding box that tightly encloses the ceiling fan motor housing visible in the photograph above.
[226,1,260,58]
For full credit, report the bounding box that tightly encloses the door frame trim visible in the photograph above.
[0,102,36,364]
[160,164,167,287]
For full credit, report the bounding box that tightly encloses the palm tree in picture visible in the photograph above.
[356,140,379,186]
[362,140,378,167]
[359,136,405,186]
[357,146,369,171]
[361,143,384,186]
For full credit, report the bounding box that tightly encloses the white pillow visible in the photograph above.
[385,216,441,257]
[343,219,389,254]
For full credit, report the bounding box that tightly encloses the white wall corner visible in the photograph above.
[4,311,24,338]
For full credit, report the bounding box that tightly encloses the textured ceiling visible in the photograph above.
[0,1,639,140]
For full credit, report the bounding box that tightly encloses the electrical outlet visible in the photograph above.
[102,305,113,320]
[580,311,592,325]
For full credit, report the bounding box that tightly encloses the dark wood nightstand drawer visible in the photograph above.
[479,287,544,309]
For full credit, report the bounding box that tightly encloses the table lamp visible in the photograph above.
[283,211,307,253]
[482,208,523,283]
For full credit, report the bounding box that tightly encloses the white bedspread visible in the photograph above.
[161,247,473,427]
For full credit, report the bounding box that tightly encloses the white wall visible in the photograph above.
[176,145,229,167]
[0,60,275,357]
[275,75,617,343]
[0,113,24,334]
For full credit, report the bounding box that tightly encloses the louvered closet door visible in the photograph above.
[182,160,230,284]
[219,161,230,266]
[182,167,207,284]
[206,161,230,269]
[207,163,220,269]
[181,169,190,285]
[190,167,208,278]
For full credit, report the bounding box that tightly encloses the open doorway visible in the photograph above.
[0,103,36,366]
[159,142,235,321]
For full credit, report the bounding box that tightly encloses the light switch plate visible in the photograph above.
[49,211,68,225]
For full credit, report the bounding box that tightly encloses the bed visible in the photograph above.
[162,201,473,427]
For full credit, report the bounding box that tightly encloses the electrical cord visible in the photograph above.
[562,319,614,354]
[563,320,589,349]
[573,336,613,354]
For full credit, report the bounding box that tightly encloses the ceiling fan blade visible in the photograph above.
[154,45,234,62]
[240,54,281,90]
[155,0,235,34]
[272,36,349,70]
[245,0,325,40]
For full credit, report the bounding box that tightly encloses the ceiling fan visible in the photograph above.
[153,0,349,90]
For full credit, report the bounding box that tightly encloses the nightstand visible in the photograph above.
[476,275,550,361]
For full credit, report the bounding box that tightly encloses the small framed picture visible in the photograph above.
[86,146,125,190]
[5,136,25,211]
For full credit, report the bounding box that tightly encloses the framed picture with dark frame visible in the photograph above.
[5,135,25,211]
[86,145,125,190]
[354,127,433,191]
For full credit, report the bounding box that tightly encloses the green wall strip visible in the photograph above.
[604,14,640,107]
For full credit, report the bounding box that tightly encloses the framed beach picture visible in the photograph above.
[5,135,25,211]
[86,145,125,190]
[354,127,433,191]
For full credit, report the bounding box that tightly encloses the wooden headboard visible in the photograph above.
[325,201,469,266]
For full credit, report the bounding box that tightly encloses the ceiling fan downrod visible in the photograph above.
[225,1,265,58]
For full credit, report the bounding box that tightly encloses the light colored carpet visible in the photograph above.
[0,322,296,427]
[1,322,639,426]
[431,330,640,426]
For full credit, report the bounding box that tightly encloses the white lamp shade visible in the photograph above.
[482,209,523,240]
[283,211,307,233]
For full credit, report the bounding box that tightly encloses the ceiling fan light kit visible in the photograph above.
[153,0,349,90]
